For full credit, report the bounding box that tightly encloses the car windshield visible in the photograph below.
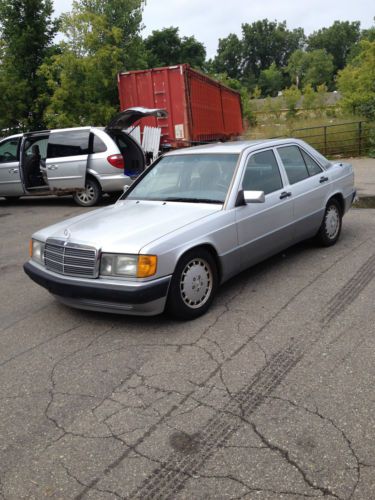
[126,153,239,204]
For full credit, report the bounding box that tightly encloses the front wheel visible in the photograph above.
[316,199,342,246]
[166,249,218,320]
[73,178,101,207]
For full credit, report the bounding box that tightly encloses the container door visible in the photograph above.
[45,130,89,190]
[0,136,23,196]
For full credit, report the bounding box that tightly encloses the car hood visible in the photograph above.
[35,200,222,254]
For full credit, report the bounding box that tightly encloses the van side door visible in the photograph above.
[0,137,23,196]
[45,129,90,191]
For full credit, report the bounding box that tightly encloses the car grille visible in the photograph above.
[44,240,97,278]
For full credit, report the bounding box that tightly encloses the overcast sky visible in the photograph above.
[54,0,374,58]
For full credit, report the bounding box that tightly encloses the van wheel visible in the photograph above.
[73,178,101,207]
[166,249,218,320]
[316,199,342,246]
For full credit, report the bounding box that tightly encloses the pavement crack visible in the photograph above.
[267,396,361,500]
[250,421,341,499]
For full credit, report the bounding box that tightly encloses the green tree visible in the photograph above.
[286,49,307,88]
[39,0,145,128]
[303,49,334,89]
[211,33,243,80]
[307,20,361,72]
[258,62,283,96]
[283,85,301,117]
[144,27,206,69]
[0,0,58,131]
[241,20,304,84]
[337,40,375,119]
[302,83,318,110]
[286,49,334,89]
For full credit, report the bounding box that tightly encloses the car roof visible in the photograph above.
[165,138,308,155]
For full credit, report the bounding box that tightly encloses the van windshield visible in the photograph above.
[126,153,239,204]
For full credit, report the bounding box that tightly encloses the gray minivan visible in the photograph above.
[0,108,166,206]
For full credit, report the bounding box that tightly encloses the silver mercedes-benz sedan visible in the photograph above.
[24,139,356,320]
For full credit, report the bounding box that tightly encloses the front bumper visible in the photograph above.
[24,261,171,316]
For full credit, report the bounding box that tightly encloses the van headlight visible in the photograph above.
[30,239,45,264]
[100,254,157,278]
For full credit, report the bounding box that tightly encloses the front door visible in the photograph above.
[0,137,23,197]
[45,129,90,191]
[235,148,294,270]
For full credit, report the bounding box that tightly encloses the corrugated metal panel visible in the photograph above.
[186,68,225,142]
[117,65,243,147]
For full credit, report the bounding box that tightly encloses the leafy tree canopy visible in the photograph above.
[39,0,146,128]
[337,40,375,119]
[211,33,243,80]
[307,20,361,72]
[241,19,305,81]
[286,49,334,89]
[0,0,58,131]
[258,62,284,97]
[144,27,206,69]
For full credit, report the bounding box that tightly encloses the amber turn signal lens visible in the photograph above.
[137,255,157,278]
[29,239,33,257]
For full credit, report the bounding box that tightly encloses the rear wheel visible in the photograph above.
[316,199,342,246]
[73,178,101,207]
[166,248,218,320]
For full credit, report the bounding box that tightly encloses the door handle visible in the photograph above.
[280,191,292,199]
[319,176,329,183]
[47,165,58,170]
[8,168,19,174]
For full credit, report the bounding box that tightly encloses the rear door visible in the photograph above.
[0,136,23,196]
[235,148,294,270]
[276,144,329,241]
[45,129,90,190]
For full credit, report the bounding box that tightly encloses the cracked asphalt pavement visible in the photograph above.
[0,197,375,499]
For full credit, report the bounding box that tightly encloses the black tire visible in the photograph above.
[166,248,218,320]
[73,178,101,207]
[316,199,342,246]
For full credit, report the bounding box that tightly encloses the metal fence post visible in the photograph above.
[323,126,327,155]
[358,121,362,156]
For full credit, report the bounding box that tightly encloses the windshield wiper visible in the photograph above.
[163,197,223,204]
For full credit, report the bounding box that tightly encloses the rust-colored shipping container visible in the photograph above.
[117,64,243,148]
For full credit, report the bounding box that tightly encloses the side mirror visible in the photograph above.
[123,185,129,193]
[243,190,265,203]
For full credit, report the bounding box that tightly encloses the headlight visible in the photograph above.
[30,239,45,264]
[100,254,157,278]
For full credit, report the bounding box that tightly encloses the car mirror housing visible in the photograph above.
[243,190,265,203]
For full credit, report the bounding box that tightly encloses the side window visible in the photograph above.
[24,137,49,159]
[91,133,107,154]
[0,138,20,163]
[278,146,309,184]
[47,130,90,159]
[243,150,283,195]
[301,149,322,176]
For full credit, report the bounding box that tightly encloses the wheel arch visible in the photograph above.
[175,243,222,283]
[327,192,345,215]
[86,169,102,187]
